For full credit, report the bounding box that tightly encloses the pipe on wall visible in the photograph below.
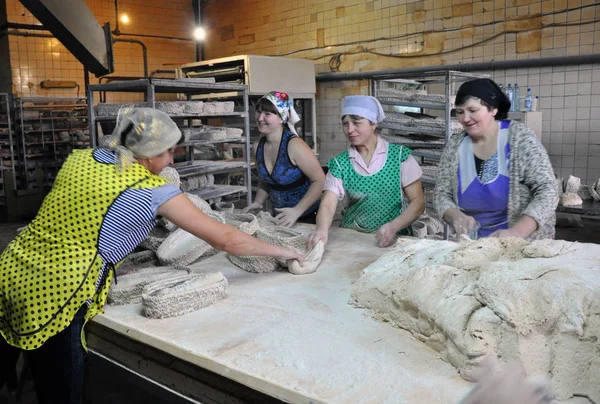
[316,53,600,82]
[112,32,193,42]
[3,29,53,38]
[193,0,204,61]
[2,26,149,80]
[111,0,192,42]
[4,22,45,31]
[149,69,175,77]
[113,0,120,35]
[113,38,148,78]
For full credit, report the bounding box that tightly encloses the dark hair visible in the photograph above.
[455,95,506,120]
[255,98,279,116]
[341,114,376,125]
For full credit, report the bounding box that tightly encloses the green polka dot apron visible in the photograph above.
[327,143,413,235]
[0,149,165,350]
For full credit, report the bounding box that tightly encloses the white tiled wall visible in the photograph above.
[316,63,600,185]
[489,64,600,184]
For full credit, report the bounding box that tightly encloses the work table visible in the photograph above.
[89,225,473,403]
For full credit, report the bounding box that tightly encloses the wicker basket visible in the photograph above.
[142,272,228,319]
[159,166,181,189]
[214,201,235,213]
[139,227,171,252]
[182,101,204,114]
[108,266,189,306]
[227,226,306,273]
[223,212,259,235]
[159,193,213,232]
[411,221,427,238]
[157,212,224,266]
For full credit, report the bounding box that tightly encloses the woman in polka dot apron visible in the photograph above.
[433,79,557,240]
[243,91,325,227]
[0,108,303,403]
[307,96,425,249]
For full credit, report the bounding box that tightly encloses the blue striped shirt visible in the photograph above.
[91,149,181,296]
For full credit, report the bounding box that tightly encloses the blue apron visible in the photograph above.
[457,121,510,238]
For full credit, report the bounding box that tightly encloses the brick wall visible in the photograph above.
[204,0,600,183]
[4,0,197,102]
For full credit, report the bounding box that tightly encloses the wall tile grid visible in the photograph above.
[203,0,600,184]
[5,0,197,103]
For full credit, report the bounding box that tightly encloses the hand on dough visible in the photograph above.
[307,229,328,250]
[451,212,478,236]
[459,356,555,404]
[274,207,302,227]
[375,222,398,248]
[243,202,263,213]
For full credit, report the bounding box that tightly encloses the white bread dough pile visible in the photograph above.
[351,237,600,402]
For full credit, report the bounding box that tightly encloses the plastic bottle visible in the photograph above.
[506,84,514,112]
[532,96,539,112]
[524,88,533,112]
[513,83,520,112]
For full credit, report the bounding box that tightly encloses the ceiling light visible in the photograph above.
[193,27,206,41]
[120,13,130,24]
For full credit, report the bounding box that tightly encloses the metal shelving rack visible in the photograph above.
[87,78,252,204]
[0,93,16,203]
[13,97,89,190]
[372,70,490,238]
[178,55,318,154]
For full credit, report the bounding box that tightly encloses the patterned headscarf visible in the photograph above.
[259,91,301,135]
[101,107,182,173]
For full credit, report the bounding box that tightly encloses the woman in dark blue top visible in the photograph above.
[243,91,324,226]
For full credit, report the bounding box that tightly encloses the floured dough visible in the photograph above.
[564,175,580,194]
[447,237,529,271]
[288,241,324,275]
[559,192,583,206]
[351,237,600,402]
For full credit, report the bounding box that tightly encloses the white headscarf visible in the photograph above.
[340,95,385,123]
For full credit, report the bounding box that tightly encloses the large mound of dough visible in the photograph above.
[351,237,599,402]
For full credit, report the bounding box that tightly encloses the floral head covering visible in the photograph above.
[259,91,301,135]
[101,107,182,173]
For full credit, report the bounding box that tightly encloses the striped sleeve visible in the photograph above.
[98,188,157,265]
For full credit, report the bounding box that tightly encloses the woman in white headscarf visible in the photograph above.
[243,91,325,227]
[0,108,303,404]
[307,96,425,248]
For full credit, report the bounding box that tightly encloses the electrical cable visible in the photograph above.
[306,18,600,65]
[270,3,598,59]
